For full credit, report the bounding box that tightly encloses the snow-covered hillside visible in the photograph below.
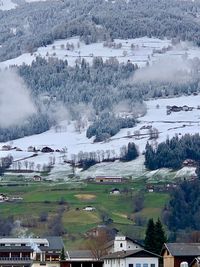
[0,0,17,10]
[0,0,58,11]
[1,94,200,179]
[1,36,199,69]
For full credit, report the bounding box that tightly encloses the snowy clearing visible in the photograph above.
[1,94,200,179]
[1,36,198,69]
[0,0,17,10]
[0,0,58,10]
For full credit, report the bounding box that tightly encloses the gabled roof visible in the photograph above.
[102,249,160,259]
[126,237,144,248]
[162,243,200,257]
[190,257,200,267]
[44,236,64,251]
[104,236,143,250]
[0,236,64,252]
[67,250,95,259]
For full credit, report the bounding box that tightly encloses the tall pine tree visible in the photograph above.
[144,218,167,254]
[144,218,156,253]
[154,218,167,254]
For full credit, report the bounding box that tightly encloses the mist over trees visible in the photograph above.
[1,54,200,142]
[1,0,200,143]
[0,56,141,142]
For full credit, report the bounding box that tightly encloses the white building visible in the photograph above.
[103,249,159,267]
[105,236,143,254]
[83,206,96,211]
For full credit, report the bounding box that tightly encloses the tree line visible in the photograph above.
[145,134,200,170]
[1,0,200,61]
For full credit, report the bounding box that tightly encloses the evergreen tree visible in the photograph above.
[60,247,66,260]
[144,218,156,253]
[154,218,167,255]
[195,161,200,179]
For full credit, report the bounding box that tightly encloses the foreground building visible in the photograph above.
[61,250,103,267]
[0,237,63,267]
[162,243,200,267]
[61,235,159,267]
[103,249,159,267]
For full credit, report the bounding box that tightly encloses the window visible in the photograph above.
[136,264,141,267]
[120,243,123,248]
[129,264,134,267]
[150,264,155,267]
[143,263,148,267]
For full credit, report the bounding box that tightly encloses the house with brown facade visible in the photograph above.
[162,243,200,267]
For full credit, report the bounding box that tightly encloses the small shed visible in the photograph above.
[33,175,42,182]
[41,146,54,153]
[110,188,120,195]
[83,206,95,211]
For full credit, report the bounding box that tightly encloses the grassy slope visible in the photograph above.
[0,178,169,248]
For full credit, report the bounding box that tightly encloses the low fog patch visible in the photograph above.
[0,70,36,127]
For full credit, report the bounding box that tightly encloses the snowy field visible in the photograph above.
[1,94,200,179]
[0,0,17,10]
[1,36,199,69]
[0,0,58,10]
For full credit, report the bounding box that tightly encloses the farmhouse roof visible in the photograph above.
[0,236,63,252]
[162,243,200,256]
[67,250,95,259]
[95,176,122,179]
[102,249,160,259]
[104,236,143,250]
[44,236,64,250]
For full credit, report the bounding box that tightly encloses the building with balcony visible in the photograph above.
[0,237,64,267]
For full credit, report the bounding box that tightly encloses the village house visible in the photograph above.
[0,236,63,267]
[103,249,160,267]
[1,145,12,151]
[27,146,36,152]
[15,147,23,151]
[0,193,9,202]
[105,235,143,254]
[182,159,196,167]
[33,175,42,182]
[95,176,123,184]
[161,243,200,267]
[60,250,103,267]
[83,206,96,211]
[11,196,23,201]
[85,225,118,239]
[41,146,54,153]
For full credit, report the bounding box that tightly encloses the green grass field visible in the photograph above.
[0,178,169,248]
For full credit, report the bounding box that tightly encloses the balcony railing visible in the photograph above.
[0,257,32,264]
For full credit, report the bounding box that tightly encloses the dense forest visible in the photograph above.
[1,0,200,61]
[145,134,200,170]
[163,180,200,232]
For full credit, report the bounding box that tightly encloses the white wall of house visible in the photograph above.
[32,262,60,267]
[104,257,158,267]
[113,236,142,253]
